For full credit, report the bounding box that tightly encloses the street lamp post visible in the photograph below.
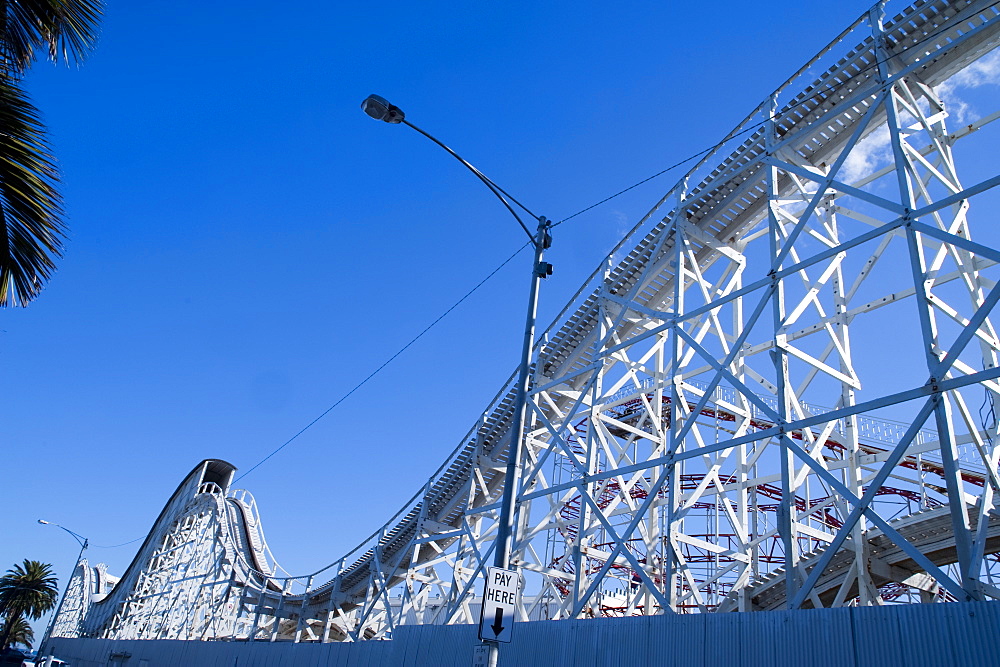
[362,95,552,665]
[36,520,88,664]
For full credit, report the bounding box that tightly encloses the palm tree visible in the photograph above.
[1,615,34,650]
[0,0,103,307]
[0,560,58,650]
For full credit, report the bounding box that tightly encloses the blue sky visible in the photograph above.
[5,0,998,642]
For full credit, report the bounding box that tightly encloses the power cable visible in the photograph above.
[236,241,532,482]
[553,146,716,227]
[91,537,144,549]
[553,0,1000,227]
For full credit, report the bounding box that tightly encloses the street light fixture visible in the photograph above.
[362,95,552,664]
[361,94,405,124]
[36,520,88,663]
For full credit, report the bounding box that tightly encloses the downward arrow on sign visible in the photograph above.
[491,608,505,637]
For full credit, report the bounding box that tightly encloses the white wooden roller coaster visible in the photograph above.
[50,0,1000,644]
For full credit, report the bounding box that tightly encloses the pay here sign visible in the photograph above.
[478,566,520,643]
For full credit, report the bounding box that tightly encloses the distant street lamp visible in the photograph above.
[36,520,88,662]
[363,95,552,664]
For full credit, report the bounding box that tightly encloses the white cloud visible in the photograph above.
[936,47,1000,123]
[840,126,892,184]
[819,49,1000,187]
[945,47,1000,88]
[611,210,630,239]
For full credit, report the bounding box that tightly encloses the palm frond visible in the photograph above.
[1,615,34,649]
[0,78,64,307]
[0,560,59,621]
[42,0,104,67]
[3,0,104,72]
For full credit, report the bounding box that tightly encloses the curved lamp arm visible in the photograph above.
[38,520,88,549]
[361,94,544,246]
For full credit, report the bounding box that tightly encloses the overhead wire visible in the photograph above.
[235,241,532,482]
[553,0,1000,227]
[552,146,717,228]
[91,536,144,549]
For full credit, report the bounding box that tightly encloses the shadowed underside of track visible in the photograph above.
[725,506,1000,611]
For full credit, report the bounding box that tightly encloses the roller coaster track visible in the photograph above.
[52,0,1000,643]
[730,504,1000,611]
